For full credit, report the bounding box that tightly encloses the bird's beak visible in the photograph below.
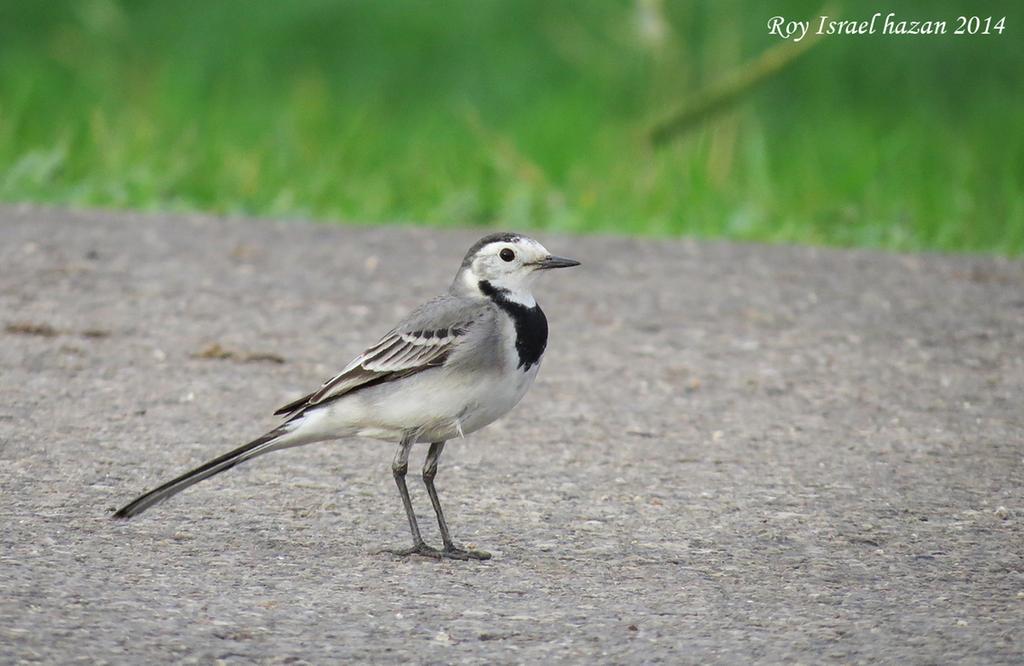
[533,255,581,270]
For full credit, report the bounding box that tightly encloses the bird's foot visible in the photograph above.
[382,542,491,561]
[441,544,491,561]
[384,542,443,559]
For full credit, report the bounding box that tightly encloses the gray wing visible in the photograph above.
[274,295,485,417]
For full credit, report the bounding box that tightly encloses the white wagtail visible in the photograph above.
[113,232,579,560]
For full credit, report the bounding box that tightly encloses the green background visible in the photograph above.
[1,0,1021,253]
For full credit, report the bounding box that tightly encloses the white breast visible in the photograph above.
[456,362,539,437]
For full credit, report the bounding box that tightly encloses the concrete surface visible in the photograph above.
[1,205,1022,664]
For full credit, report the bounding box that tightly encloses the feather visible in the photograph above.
[273,298,480,419]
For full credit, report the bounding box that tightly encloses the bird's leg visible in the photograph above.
[386,435,440,558]
[422,441,491,561]
[422,442,452,545]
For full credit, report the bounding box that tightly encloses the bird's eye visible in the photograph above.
[499,248,515,262]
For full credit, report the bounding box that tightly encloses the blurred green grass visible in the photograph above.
[1,0,1021,253]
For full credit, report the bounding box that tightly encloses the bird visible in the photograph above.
[112,232,580,560]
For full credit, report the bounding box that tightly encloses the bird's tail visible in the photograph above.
[112,427,290,519]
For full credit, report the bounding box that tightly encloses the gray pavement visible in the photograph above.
[1,204,1022,663]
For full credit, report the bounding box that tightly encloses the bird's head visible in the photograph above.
[453,232,580,305]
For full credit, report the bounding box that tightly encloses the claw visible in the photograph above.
[381,543,491,561]
[442,545,491,561]
[384,543,443,559]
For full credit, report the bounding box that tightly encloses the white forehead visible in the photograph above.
[480,236,548,257]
